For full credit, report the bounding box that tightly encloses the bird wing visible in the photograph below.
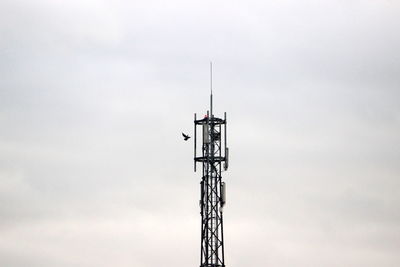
[182,133,188,138]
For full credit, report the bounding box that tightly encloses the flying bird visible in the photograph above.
[182,133,191,141]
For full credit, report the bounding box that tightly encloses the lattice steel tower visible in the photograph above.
[193,63,229,267]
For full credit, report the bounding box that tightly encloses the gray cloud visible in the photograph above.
[1,0,399,266]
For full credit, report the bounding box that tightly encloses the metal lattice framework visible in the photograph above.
[194,110,228,267]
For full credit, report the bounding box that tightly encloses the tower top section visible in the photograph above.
[193,63,229,172]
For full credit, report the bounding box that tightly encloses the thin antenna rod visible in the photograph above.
[210,62,213,117]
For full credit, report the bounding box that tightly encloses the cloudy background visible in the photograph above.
[1,0,400,266]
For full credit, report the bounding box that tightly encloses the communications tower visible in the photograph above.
[193,63,229,267]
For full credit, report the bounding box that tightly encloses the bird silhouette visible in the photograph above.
[182,133,191,141]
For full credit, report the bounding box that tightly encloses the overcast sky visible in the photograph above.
[1,0,400,266]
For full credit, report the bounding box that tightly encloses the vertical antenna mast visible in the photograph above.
[210,61,213,117]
